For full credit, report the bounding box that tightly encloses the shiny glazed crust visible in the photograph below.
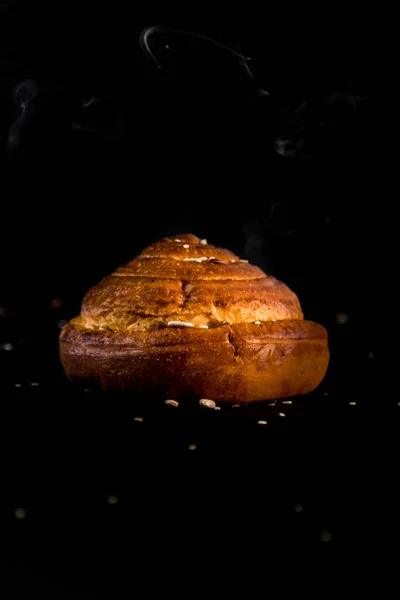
[60,234,329,402]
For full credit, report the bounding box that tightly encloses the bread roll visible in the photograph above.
[59,234,329,402]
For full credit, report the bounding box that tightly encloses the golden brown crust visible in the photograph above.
[61,317,327,348]
[60,319,328,402]
[81,275,303,330]
[59,234,329,402]
[80,233,302,331]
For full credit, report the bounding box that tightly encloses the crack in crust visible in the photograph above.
[228,326,239,360]
[181,280,192,304]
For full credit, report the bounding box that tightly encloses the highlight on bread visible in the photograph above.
[59,234,329,403]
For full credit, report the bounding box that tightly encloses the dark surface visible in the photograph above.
[0,3,391,597]
[0,315,394,595]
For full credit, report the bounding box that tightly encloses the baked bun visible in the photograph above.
[60,234,329,402]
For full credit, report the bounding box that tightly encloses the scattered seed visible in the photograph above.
[183,244,189,249]
[268,402,276,407]
[253,320,261,325]
[323,392,329,396]
[14,508,27,520]
[232,403,240,408]
[230,259,236,263]
[349,401,356,406]
[214,406,221,411]
[282,400,292,404]
[199,325,209,329]
[167,321,194,328]
[188,444,197,451]
[30,382,40,387]
[199,399,216,409]
[336,312,348,325]
[134,417,143,422]
[107,495,118,505]
[368,352,375,359]
[14,384,22,388]
[320,531,333,543]
[174,239,182,242]
[84,389,90,392]
[293,503,304,513]
[239,259,249,263]
[183,257,208,262]
[278,412,285,417]
[200,239,207,245]
[257,420,267,425]
[165,399,179,407]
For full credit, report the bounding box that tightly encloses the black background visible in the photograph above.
[0,3,391,597]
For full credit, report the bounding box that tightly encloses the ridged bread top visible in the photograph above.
[80,234,304,331]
